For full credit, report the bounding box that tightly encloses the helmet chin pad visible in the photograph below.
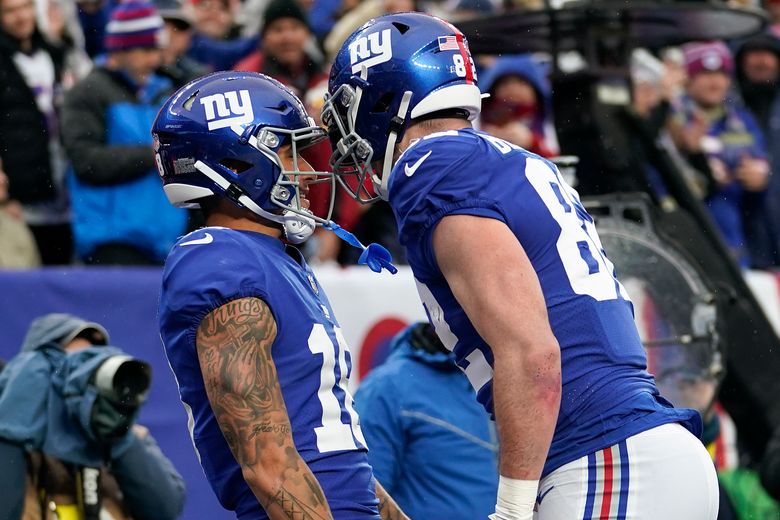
[282,209,315,244]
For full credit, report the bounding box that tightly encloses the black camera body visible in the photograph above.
[88,354,152,443]
[55,345,152,447]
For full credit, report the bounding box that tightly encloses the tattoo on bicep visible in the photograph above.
[197,297,292,467]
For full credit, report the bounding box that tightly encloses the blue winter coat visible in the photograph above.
[0,313,185,519]
[354,326,498,520]
[61,67,187,262]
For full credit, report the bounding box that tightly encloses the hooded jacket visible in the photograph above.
[0,313,185,520]
[354,324,498,520]
[478,55,558,157]
[0,313,126,460]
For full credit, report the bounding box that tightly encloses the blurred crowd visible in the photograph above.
[1,0,780,271]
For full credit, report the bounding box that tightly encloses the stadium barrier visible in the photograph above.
[0,267,776,518]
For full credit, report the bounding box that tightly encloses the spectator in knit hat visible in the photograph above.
[61,0,187,265]
[734,32,780,268]
[668,41,772,268]
[236,0,341,263]
[233,0,325,99]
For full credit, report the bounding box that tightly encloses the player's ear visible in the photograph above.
[390,145,404,166]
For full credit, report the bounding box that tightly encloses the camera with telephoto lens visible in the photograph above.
[93,355,152,407]
[86,354,152,443]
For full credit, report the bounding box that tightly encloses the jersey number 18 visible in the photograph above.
[308,324,367,453]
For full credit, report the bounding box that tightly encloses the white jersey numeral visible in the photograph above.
[524,157,629,301]
[308,324,365,453]
[415,278,494,393]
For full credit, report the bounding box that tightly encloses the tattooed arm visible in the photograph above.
[375,481,409,520]
[197,296,333,520]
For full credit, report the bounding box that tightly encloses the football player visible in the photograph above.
[154,71,405,520]
[324,13,719,520]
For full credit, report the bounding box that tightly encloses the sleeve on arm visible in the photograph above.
[393,139,508,276]
[161,234,274,346]
[0,438,27,520]
[60,80,155,185]
[111,432,186,520]
[0,352,56,449]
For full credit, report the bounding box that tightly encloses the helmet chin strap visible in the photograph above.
[194,160,315,244]
[374,90,413,200]
[195,160,397,271]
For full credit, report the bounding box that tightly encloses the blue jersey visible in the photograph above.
[158,228,379,519]
[388,128,701,477]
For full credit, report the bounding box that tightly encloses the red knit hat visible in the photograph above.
[104,1,164,52]
[682,41,734,77]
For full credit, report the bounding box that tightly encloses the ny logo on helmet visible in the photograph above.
[200,90,254,131]
[349,29,392,74]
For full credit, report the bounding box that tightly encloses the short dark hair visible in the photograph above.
[197,196,220,220]
[262,0,309,36]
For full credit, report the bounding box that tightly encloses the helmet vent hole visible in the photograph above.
[371,92,395,113]
[183,90,199,111]
[268,102,292,114]
[219,158,252,174]
[392,22,409,34]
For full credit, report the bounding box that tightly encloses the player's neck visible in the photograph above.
[205,207,283,239]
[397,118,472,153]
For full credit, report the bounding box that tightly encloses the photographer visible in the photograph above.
[0,313,185,519]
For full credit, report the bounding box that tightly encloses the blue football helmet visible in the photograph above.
[323,12,482,202]
[152,71,332,244]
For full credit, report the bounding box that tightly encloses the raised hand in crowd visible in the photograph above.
[735,154,771,191]
[674,110,711,153]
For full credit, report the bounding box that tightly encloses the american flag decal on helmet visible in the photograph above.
[438,36,459,51]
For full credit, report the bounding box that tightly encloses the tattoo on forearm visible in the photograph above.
[303,474,327,507]
[270,486,329,520]
[197,297,285,467]
[198,298,332,518]
[249,422,291,439]
[376,486,408,520]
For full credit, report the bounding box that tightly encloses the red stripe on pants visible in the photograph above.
[600,447,614,519]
